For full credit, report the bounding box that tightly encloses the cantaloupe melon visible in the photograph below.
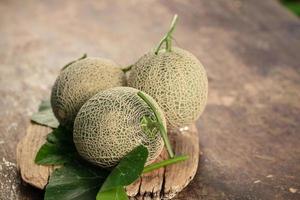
[51,57,126,126]
[73,87,166,168]
[128,15,208,128]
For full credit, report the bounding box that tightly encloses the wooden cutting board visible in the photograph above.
[16,123,200,200]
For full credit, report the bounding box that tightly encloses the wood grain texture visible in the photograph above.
[16,123,199,200]
[16,124,54,189]
[1,0,300,199]
[126,125,199,200]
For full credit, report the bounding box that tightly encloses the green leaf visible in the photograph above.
[38,99,52,111]
[45,162,109,200]
[46,132,57,143]
[31,99,59,128]
[96,187,128,200]
[48,125,73,143]
[35,126,76,165]
[61,53,87,71]
[31,110,59,128]
[282,1,300,16]
[96,145,148,199]
[100,145,148,191]
[35,142,71,164]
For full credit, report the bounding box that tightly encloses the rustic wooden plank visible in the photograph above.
[1,0,300,199]
[126,125,200,200]
[16,124,54,189]
[16,123,199,199]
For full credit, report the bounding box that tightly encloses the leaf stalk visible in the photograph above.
[137,91,174,158]
[143,155,188,174]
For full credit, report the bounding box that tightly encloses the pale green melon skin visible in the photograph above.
[51,57,126,127]
[128,47,208,129]
[73,87,165,168]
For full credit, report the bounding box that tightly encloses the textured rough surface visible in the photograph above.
[128,47,208,129]
[51,57,126,126]
[126,125,199,200]
[16,124,54,189]
[74,87,164,168]
[1,0,300,199]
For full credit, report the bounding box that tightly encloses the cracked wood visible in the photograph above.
[16,123,199,200]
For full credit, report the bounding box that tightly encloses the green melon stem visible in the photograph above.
[154,14,178,55]
[137,91,175,158]
[143,155,188,174]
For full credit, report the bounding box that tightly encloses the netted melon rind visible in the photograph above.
[51,57,126,126]
[128,47,208,129]
[73,87,165,168]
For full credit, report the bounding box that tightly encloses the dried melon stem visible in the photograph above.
[122,65,133,73]
[61,53,87,71]
[155,14,178,55]
[137,91,175,158]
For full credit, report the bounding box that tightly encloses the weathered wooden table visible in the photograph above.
[1,0,299,199]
